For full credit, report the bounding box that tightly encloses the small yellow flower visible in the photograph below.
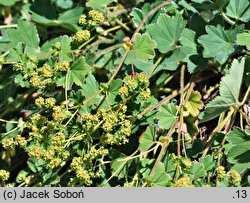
[35,97,45,108]
[118,85,129,96]
[2,138,15,149]
[139,88,151,100]
[79,15,87,25]
[217,166,226,179]
[45,97,56,108]
[229,170,241,186]
[55,60,70,72]
[0,170,10,181]
[72,30,91,44]
[37,64,52,78]
[88,10,105,23]
[172,175,194,187]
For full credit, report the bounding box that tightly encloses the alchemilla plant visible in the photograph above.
[0,0,250,187]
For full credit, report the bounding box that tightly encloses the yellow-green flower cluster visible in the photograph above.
[172,175,194,187]
[216,166,226,179]
[88,10,105,24]
[28,131,69,170]
[81,112,100,131]
[16,170,29,183]
[72,30,91,44]
[52,105,71,122]
[229,170,241,186]
[55,60,70,72]
[35,97,56,108]
[37,64,52,78]
[139,88,151,100]
[79,15,87,25]
[79,107,131,145]
[0,170,10,181]
[30,72,42,87]
[181,157,192,169]
[2,135,27,149]
[45,97,56,108]
[119,72,151,101]
[70,156,102,186]
[83,146,108,163]
[0,56,4,64]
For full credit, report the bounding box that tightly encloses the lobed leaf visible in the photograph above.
[147,14,186,53]
[200,58,245,122]
[139,125,156,152]
[155,103,177,130]
[226,0,250,22]
[237,31,250,50]
[198,25,243,64]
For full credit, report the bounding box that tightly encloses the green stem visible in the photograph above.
[202,108,235,157]
[239,86,250,106]
[115,19,130,31]
[0,119,18,124]
[221,12,236,25]
[0,24,17,29]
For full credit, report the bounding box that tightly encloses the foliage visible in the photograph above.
[0,0,249,187]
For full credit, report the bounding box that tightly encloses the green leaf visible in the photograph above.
[0,0,18,6]
[86,0,114,9]
[226,0,250,22]
[80,73,101,106]
[178,0,198,13]
[199,96,233,122]
[227,142,250,173]
[58,7,83,29]
[200,0,229,11]
[130,3,164,30]
[66,57,91,89]
[156,49,186,71]
[220,58,245,102]
[31,7,83,32]
[227,127,250,144]
[184,115,199,136]
[130,33,157,62]
[244,57,250,86]
[56,0,73,9]
[184,91,203,117]
[7,20,40,51]
[200,58,245,122]
[200,155,215,171]
[41,35,72,61]
[99,79,123,108]
[198,25,243,64]
[186,139,204,158]
[147,14,186,53]
[156,103,177,129]
[237,31,250,50]
[110,149,133,179]
[140,160,171,186]
[188,161,207,180]
[139,125,156,152]
[14,74,30,88]
[225,128,250,174]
